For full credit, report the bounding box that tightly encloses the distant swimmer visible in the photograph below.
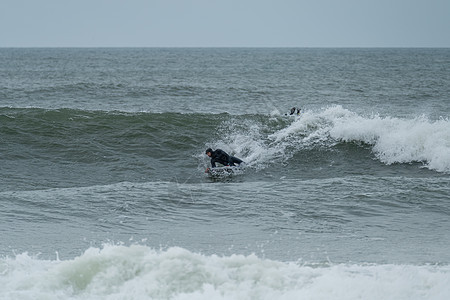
[286,107,301,116]
[205,148,244,172]
[291,107,301,115]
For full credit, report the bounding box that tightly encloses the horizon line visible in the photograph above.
[1,46,449,49]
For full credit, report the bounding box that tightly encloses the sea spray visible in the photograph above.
[324,107,450,172]
[1,244,449,300]
[260,106,450,173]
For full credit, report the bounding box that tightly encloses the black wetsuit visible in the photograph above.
[210,149,243,168]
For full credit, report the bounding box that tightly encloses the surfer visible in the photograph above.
[291,107,301,115]
[285,107,301,116]
[205,148,243,171]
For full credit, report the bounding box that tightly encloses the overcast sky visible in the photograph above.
[1,0,449,47]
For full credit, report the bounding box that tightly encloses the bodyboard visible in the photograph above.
[206,166,243,177]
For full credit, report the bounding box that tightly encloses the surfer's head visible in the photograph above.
[205,148,213,157]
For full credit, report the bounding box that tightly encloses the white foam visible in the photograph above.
[326,107,450,173]
[207,106,449,173]
[207,119,282,169]
[264,105,450,173]
[1,245,449,300]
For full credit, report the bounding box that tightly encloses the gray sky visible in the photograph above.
[1,0,449,47]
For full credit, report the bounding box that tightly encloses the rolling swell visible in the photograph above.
[1,105,448,192]
[0,107,222,191]
[0,107,214,156]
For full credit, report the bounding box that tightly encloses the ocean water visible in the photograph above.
[0,48,449,299]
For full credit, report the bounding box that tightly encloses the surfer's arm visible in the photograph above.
[210,158,217,168]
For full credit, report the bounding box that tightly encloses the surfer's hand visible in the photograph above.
[205,168,210,173]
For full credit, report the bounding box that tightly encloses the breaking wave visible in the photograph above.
[1,244,449,300]
[215,105,450,173]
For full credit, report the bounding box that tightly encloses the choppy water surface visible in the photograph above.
[1,48,449,299]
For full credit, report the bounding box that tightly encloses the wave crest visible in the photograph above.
[325,106,449,172]
[222,106,450,173]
